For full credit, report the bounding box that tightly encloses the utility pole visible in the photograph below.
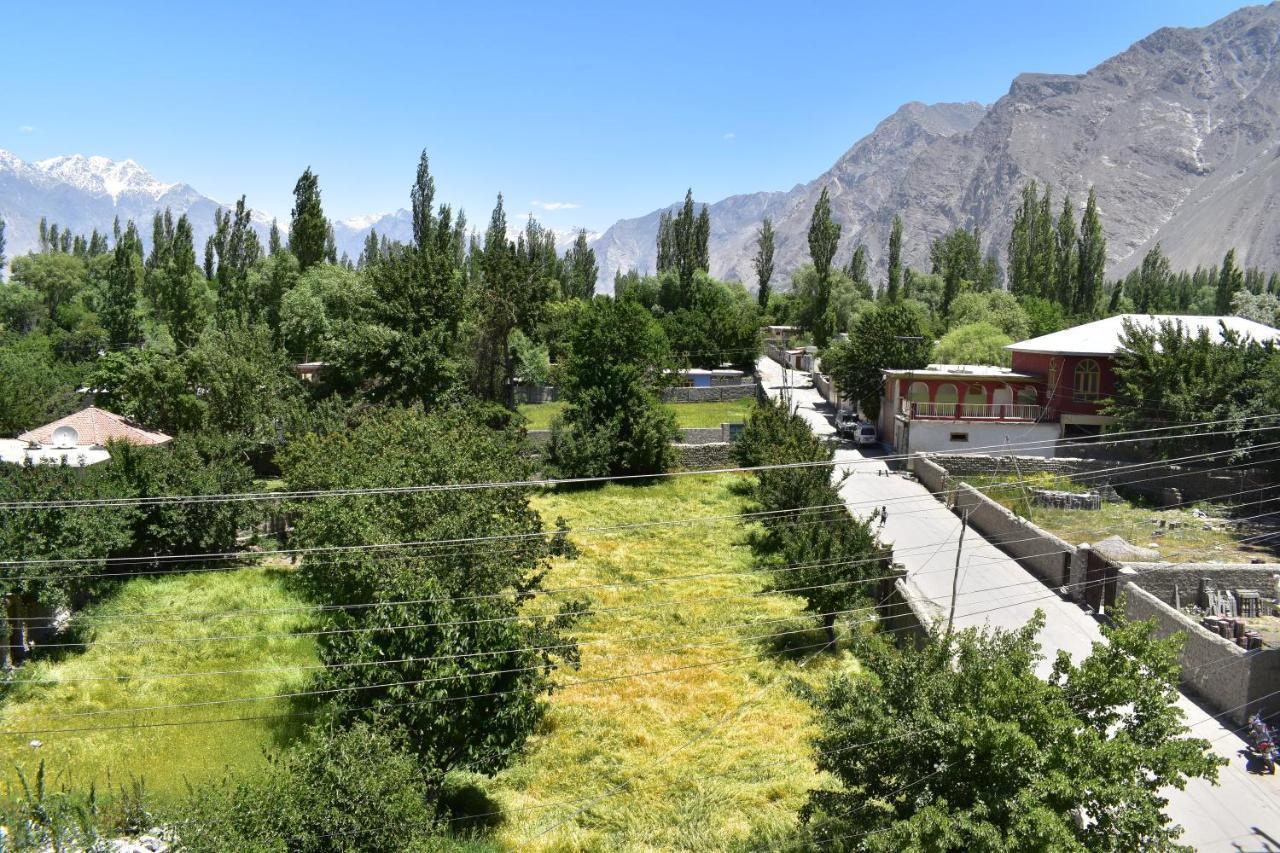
[945,509,969,638]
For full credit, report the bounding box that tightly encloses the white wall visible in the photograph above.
[901,421,1060,457]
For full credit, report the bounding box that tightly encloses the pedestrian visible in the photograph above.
[879,506,887,529]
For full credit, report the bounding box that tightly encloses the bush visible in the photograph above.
[175,724,447,852]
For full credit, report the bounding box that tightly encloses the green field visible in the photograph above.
[519,398,755,431]
[0,567,317,808]
[491,474,852,850]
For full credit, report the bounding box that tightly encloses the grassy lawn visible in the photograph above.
[519,398,755,431]
[966,473,1271,561]
[0,567,317,809]
[491,474,852,851]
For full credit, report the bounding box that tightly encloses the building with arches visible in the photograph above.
[879,314,1280,456]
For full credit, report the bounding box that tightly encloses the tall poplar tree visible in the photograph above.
[155,215,207,351]
[1074,188,1106,316]
[289,167,328,272]
[754,218,775,310]
[844,243,871,300]
[1053,195,1077,309]
[1216,248,1243,315]
[101,221,145,347]
[268,219,283,256]
[562,229,598,300]
[885,216,903,302]
[654,189,709,302]
[807,188,841,346]
[0,215,6,282]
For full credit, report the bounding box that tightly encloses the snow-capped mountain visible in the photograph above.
[0,149,271,264]
[0,151,598,270]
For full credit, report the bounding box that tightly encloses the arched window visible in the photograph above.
[1016,386,1038,405]
[1073,359,1101,401]
[963,384,987,417]
[907,381,930,403]
[935,383,958,417]
[992,385,1013,418]
[1047,358,1060,398]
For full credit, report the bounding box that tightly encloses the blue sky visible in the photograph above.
[0,1,1249,233]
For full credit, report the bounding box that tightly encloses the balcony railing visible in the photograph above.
[901,400,1042,421]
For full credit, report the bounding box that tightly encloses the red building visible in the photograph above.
[880,314,1280,456]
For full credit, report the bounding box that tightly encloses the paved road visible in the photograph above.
[756,356,1280,851]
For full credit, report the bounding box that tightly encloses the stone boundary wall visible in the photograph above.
[674,442,735,470]
[951,483,1075,588]
[1120,579,1280,724]
[514,384,559,404]
[661,383,756,403]
[922,453,1275,505]
[1121,562,1280,607]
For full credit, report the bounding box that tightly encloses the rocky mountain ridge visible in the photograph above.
[590,3,1280,292]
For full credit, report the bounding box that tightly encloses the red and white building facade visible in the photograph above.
[879,314,1280,457]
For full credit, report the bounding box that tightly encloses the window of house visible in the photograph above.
[907,381,930,403]
[1016,386,1038,405]
[1073,359,1101,401]
[964,384,987,415]
[949,432,969,442]
[1047,358,1059,396]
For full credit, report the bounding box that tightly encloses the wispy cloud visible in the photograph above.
[17,125,34,133]
[722,132,736,141]
[531,200,581,211]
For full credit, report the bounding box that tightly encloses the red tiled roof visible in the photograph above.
[18,407,172,448]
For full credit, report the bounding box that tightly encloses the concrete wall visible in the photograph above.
[661,383,757,403]
[813,372,841,408]
[913,455,950,496]
[514,384,559,404]
[1121,563,1280,609]
[528,426,736,447]
[1120,580,1280,724]
[904,422,1059,458]
[951,483,1076,588]
[673,442,735,470]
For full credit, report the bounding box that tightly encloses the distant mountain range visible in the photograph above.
[3,4,1279,293]
[0,154,592,269]
[591,2,1280,292]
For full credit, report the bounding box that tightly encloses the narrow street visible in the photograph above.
[757,355,1280,850]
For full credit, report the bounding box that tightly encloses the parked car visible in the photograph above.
[854,422,878,446]
[834,409,859,438]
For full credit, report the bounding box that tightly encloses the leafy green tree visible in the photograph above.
[152,214,209,351]
[0,215,6,281]
[885,216,903,302]
[791,265,865,341]
[86,349,205,434]
[11,252,89,317]
[0,334,83,434]
[933,322,1013,366]
[1075,188,1106,316]
[736,400,884,642]
[807,188,842,346]
[268,218,283,256]
[1105,318,1280,463]
[929,227,985,315]
[562,228,598,300]
[0,281,48,333]
[289,167,329,272]
[176,723,450,852]
[1216,248,1243,315]
[754,217,775,310]
[207,197,262,316]
[1129,243,1173,314]
[1020,294,1067,337]
[185,321,304,446]
[246,249,300,339]
[803,611,1221,851]
[618,269,761,369]
[947,290,1029,340]
[1232,290,1280,327]
[823,302,932,418]
[548,297,678,477]
[282,406,582,774]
